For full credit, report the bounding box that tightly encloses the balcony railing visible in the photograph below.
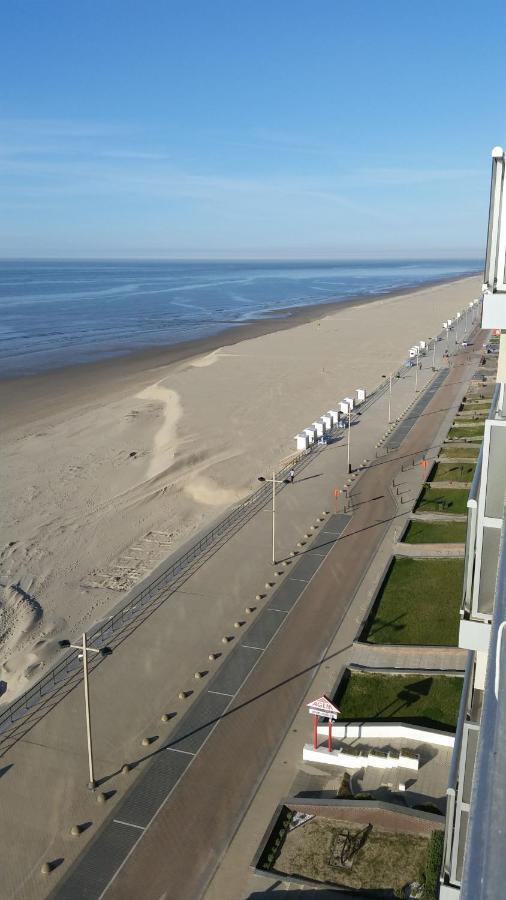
[460,507,506,897]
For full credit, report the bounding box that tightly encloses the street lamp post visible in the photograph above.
[415,347,420,392]
[432,337,437,371]
[381,374,392,424]
[346,409,352,473]
[60,634,112,789]
[258,470,289,564]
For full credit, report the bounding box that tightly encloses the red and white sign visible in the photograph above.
[307,695,341,720]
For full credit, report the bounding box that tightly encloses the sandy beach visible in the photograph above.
[0,273,481,703]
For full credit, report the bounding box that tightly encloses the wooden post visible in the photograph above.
[328,719,332,753]
[313,714,318,750]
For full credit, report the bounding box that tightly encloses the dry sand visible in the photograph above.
[0,274,481,702]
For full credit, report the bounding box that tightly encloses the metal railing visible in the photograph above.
[460,508,506,898]
[0,352,435,741]
[0,437,327,739]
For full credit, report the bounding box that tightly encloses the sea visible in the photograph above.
[0,259,482,379]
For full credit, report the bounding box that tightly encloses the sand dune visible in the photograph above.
[0,275,482,702]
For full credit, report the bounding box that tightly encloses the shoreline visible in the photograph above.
[0,272,482,704]
[0,271,480,428]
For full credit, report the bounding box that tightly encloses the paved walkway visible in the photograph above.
[412,511,468,522]
[0,329,482,900]
[207,339,482,900]
[429,480,472,488]
[103,341,479,899]
[394,542,465,558]
[350,642,467,671]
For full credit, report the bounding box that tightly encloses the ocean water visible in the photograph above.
[0,259,481,378]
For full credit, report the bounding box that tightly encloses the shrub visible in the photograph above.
[400,747,419,760]
[259,806,291,871]
[354,791,374,800]
[338,772,353,798]
[424,830,445,899]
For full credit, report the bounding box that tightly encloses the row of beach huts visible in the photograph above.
[294,388,366,451]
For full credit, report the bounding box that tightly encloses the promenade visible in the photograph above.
[0,328,480,899]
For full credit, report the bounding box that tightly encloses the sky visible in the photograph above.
[0,0,505,259]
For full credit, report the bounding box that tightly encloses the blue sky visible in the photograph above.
[0,0,504,259]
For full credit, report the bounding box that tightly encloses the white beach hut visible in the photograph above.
[321,413,333,430]
[304,425,317,444]
[355,388,366,404]
[344,396,354,410]
[339,400,351,415]
[313,420,325,438]
[295,432,309,451]
[328,409,339,425]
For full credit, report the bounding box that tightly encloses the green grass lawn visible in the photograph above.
[440,445,479,459]
[335,670,463,731]
[428,462,475,483]
[403,520,468,544]
[462,402,489,411]
[361,557,463,645]
[447,425,484,440]
[415,485,469,514]
[457,412,487,421]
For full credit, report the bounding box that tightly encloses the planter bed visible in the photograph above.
[428,462,475,483]
[360,557,463,645]
[334,670,462,731]
[415,486,469,515]
[439,445,479,460]
[447,425,484,440]
[402,520,468,544]
[271,814,434,893]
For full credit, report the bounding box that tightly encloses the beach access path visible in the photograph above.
[0,331,478,898]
